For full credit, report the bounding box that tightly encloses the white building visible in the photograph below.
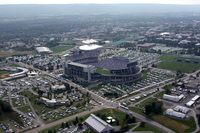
[173,106,189,114]
[165,109,186,119]
[36,47,52,54]
[163,94,184,102]
[51,84,66,92]
[186,95,199,107]
[85,114,114,133]
[41,97,70,107]
[186,101,195,107]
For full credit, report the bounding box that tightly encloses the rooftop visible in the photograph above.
[82,39,98,44]
[79,44,103,51]
[36,47,52,53]
[85,114,113,133]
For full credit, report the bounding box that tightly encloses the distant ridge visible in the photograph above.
[0,4,200,18]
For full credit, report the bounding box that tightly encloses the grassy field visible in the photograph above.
[18,106,32,113]
[157,55,200,73]
[133,123,163,133]
[96,67,111,75]
[0,70,9,75]
[20,91,53,115]
[154,91,165,99]
[0,51,32,58]
[129,98,158,115]
[0,70,10,79]
[152,115,196,133]
[51,45,74,54]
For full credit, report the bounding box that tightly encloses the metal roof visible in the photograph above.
[85,114,113,133]
[36,47,52,53]
[79,44,102,51]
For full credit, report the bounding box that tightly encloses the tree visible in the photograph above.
[48,130,52,133]
[165,89,171,95]
[144,105,152,116]
[38,90,44,98]
[61,122,65,129]
[153,102,163,114]
[197,114,200,126]
[75,117,79,123]
[65,122,69,128]
[140,122,145,128]
[78,123,83,129]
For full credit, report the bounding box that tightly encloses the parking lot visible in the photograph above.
[100,48,159,67]
[90,68,174,100]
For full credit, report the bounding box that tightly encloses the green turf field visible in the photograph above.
[157,55,200,73]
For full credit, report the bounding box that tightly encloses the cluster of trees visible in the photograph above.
[119,114,136,132]
[144,101,163,116]
[197,114,200,126]
[0,100,13,114]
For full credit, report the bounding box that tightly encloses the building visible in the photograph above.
[163,94,184,102]
[51,84,66,92]
[40,97,70,107]
[137,43,156,51]
[85,114,114,133]
[186,101,195,107]
[186,95,200,107]
[165,109,186,119]
[173,106,189,114]
[64,44,141,84]
[36,47,52,55]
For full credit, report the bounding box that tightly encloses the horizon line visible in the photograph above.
[0,3,200,6]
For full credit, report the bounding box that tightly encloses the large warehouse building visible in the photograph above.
[64,44,141,84]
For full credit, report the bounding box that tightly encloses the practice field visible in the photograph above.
[0,51,32,58]
[0,70,10,79]
[157,55,200,73]
[0,70,9,75]
[51,45,74,54]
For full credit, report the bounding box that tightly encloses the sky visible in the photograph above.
[0,0,200,5]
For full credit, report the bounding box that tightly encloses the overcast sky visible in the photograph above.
[0,0,200,4]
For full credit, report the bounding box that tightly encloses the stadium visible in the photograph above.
[64,44,141,84]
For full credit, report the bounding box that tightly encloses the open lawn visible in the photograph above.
[0,51,32,58]
[18,106,32,113]
[0,70,9,79]
[0,70,9,75]
[154,91,165,99]
[133,123,163,133]
[51,45,74,54]
[129,98,158,115]
[152,115,196,133]
[157,55,200,73]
